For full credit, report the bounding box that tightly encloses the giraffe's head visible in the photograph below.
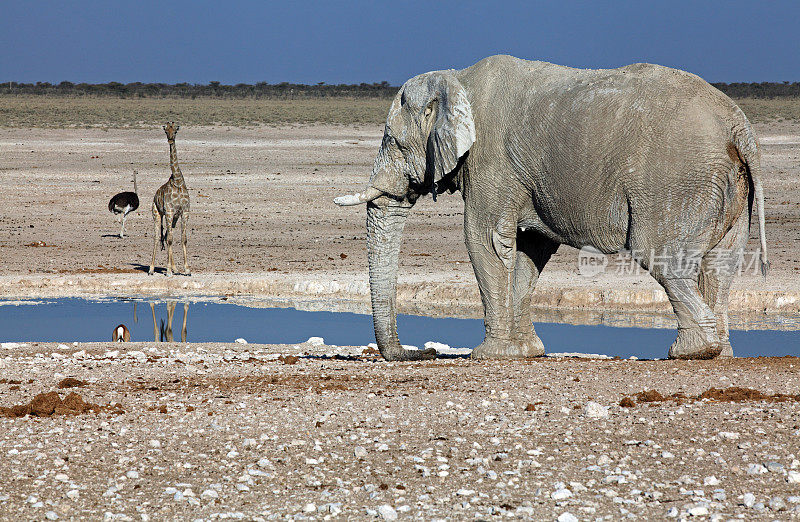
[163,122,180,142]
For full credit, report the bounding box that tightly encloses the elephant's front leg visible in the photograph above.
[510,231,559,355]
[465,209,541,359]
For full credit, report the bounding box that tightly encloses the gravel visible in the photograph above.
[0,341,799,519]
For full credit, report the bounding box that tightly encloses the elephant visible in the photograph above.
[335,55,768,362]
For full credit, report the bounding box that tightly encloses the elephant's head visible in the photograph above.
[334,71,476,361]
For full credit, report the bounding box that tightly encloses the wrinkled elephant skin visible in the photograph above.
[336,55,768,361]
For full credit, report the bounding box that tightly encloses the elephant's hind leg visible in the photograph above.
[652,258,722,359]
[698,211,749,357]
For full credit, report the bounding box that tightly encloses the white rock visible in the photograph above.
[456,488,475,496]
[551,488,572,500]
[149,440,161,449]
[1,342,22,349]
[257,457,272,468]
[302,503,316,513]
[234,338,248,344]
[687,505,708,516]
[199,488,218,500]
[377,443,389,452]
[661,451,675,459]
[769,497,787,511]
[788,471,800,484]
[742,492,756,507]
[57,344,69,350]
[66,490,79,500]
[242,438,256,448]
[718,431,739,440]
[55,473,69,482]
[377,505,398,521]
[45,511,59,520]
[126,470,139,479]
[306,337,325,346]
[584,401,609,419]
[597,454,613,466]
[354,446,367,459]
[747,463,767,475]
[703,476,719,486]
[557,513,578,522]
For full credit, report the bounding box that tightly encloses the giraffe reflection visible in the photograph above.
[149,302,189,342]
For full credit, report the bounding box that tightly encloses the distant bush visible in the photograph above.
[0,81,400,99]
[712,82,800,99]
[3,81,799,100]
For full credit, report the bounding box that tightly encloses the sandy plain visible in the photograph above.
[0,121,798,321]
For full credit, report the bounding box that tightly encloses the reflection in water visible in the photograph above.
[149,302,189,342]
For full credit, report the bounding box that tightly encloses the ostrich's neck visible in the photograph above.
[168,140,185,185]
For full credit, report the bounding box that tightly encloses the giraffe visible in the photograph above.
[149,122,191,276]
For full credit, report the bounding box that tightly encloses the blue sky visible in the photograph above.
[2,1,799,85]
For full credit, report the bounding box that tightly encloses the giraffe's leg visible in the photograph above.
[148,204,159,275]
[181,303,188,342]
[165,212,175,277]
[166,301,175,342]
[181,212,191,276]
[150,303,158,342]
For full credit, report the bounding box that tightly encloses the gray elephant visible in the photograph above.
[335,55,768,361]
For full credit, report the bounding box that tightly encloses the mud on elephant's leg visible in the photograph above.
[699,212,749,357]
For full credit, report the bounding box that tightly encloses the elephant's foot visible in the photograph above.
[718,341,734,358]
[668,328,723,360]
[471,335,545,360]
[378,343,437,362]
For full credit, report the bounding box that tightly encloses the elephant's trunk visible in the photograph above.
[366,199,437,361]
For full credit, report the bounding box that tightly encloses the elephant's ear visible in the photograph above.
[427,73,476,184]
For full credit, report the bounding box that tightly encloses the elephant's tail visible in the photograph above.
[732,117,769,278]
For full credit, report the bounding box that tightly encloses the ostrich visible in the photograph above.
[108,170,140,238]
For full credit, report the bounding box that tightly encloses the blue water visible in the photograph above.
[0,298,797,359]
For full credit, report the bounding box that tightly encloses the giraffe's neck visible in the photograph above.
[168,140,185,186]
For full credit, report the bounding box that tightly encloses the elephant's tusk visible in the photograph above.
[334,186,384,206]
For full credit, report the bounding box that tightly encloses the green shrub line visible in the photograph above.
[0,92,798,128]
[1,81,799,100]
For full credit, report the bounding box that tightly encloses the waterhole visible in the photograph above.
[0,298,797,359]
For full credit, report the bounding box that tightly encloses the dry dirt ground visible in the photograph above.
[0,120,799,520]
[0,342,799,521]
[0,121,798,318]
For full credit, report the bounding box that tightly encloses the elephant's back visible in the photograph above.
[461,55,740,125]
[480,57,746,252]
